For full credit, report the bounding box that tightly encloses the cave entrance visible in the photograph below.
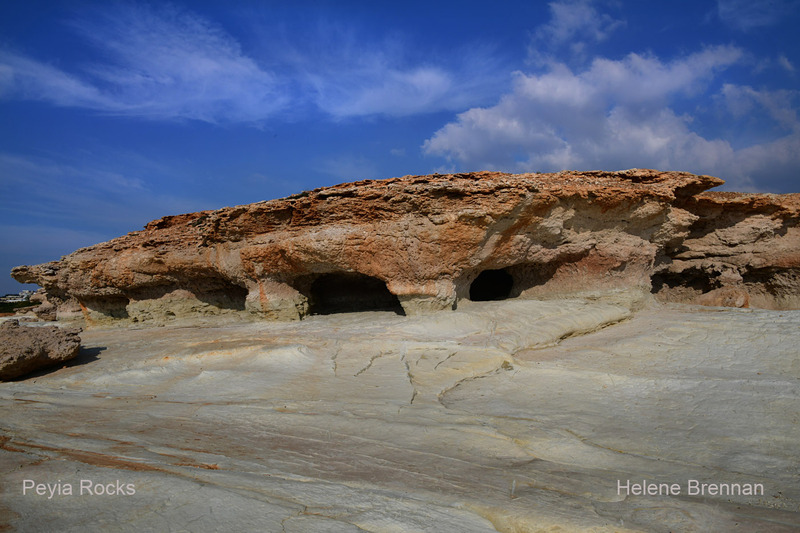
[650,269,715,295]
[307,272,405,316]
[470,269,514,301]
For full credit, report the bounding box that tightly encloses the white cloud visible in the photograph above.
[75,4,289,122]
[717,0,800,31]
[778,55,796,73]
[721,84,799,131]
[0,4,504,122]
[536,0,623,44]
[1,5,285,123]
[266,19,506,118]
[0,52,107,107]
[311,65,457,118]
[529,0,624,63]
[423,45,800,191]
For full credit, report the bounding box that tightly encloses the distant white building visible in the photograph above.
[0,290,35,303]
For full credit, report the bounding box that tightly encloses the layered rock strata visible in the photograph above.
[10,169,800,324]
[653,191,800,309]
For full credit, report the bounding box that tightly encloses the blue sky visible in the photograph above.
[1,0,799,294]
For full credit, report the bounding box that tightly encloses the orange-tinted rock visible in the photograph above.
[10,169,800,324]
[654,190,800,309]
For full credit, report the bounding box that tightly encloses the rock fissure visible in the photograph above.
[399,350,418,405]
[354,351,390,377]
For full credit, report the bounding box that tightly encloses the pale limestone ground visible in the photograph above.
[1,292,798,532]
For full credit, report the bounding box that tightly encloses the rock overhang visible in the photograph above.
[10,169,800,325]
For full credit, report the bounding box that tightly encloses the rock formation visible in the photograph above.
[10,169,800,324]
[0,320,82,380]
[13,289,58,321]
[653,190,800,309]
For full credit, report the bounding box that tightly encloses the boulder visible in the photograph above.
[0,320,82,380]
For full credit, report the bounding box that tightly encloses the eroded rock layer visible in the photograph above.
[11,169,800,324]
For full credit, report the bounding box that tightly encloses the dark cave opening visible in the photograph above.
[469,269,514,301]
[306,272,405,316]
[650,269,716,294]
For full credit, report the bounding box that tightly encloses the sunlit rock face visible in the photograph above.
[11,169,800,325]
[1,295,798,531]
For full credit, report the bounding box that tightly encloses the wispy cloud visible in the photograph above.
[721,84,800,131]
[0,4,504,122]
[316,154,380,181]
[0,51,107,106]
[0,152,199,231]
[252,16,506,119]
[311,65,474,118]
[717,0,800,31]
[529,0,625,64]
[1,4,285,123]
[778,55,796,74]
[537,0,621,42]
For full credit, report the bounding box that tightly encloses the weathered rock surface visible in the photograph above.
[25,289,58,321]
[653,190,800,309]
[10,169,800,324]
[0,320,81,380]
[1,297,798,531]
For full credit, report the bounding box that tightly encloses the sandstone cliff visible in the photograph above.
[11,169,800,324]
